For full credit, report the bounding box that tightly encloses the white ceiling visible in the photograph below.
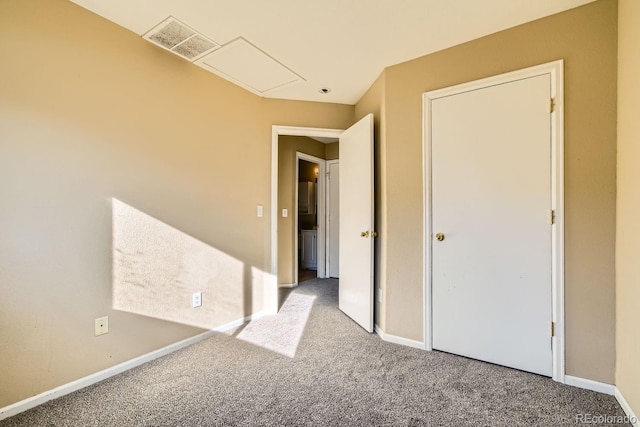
[70,0,596,105]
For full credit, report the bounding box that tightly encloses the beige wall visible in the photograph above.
[356,0,618,383]
[325,142,339,160]
[277,136,327,285]
[0,0,352,407]
[355,72,386,329]
[616,0,640,416]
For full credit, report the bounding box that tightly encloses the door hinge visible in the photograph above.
[549,98,555,113]
[551,321,556,337]
[550,210,556,225]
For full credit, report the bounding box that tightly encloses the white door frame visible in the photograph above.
[422,60,565,382]
[268,126,344,313]
[295,152,326,285]
[325,159,339,277]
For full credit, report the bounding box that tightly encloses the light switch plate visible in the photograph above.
[257,205,264,217]
[192,292,202,308]
[282,208,288,218]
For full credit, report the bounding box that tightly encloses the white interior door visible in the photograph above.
[339,114,374,332]
[431,75,553,376]
[327,161,340,278]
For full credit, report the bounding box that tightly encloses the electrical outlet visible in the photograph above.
[192,292,202,308]
[95,316,109,336]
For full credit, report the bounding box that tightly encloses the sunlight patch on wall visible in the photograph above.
[111,198,313,358]
[112,198,251,329]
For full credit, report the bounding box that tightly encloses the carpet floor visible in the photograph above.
[1,278,629,426]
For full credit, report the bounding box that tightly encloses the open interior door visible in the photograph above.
[339,114,374,332]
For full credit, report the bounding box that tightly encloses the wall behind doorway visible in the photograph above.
[325,142,339,160]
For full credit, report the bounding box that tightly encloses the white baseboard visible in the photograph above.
[564,375,615,395]
[278,283,298,288]
[375,324,425,350]
[0,311,267,421]
[615,387,639,426]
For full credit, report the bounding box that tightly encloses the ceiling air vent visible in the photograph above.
[143,17,220,62]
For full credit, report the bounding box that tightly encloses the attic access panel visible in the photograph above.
[197,37,304,95]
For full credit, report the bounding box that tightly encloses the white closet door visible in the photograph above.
[431,75,553,376]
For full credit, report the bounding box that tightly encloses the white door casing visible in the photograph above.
[423,61,565,381]
[269,126,344,313]
[339,114,375,332]
[327,160,340,278]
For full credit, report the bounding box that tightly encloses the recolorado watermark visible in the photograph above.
[576,413,637,425]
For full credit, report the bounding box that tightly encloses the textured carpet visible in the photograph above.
[1,279,629,426]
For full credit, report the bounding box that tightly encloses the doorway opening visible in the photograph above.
[268,126,343,314]
[270,115,374,333]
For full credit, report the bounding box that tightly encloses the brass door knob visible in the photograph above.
[435,233,445,241]
[361,231,370,238]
